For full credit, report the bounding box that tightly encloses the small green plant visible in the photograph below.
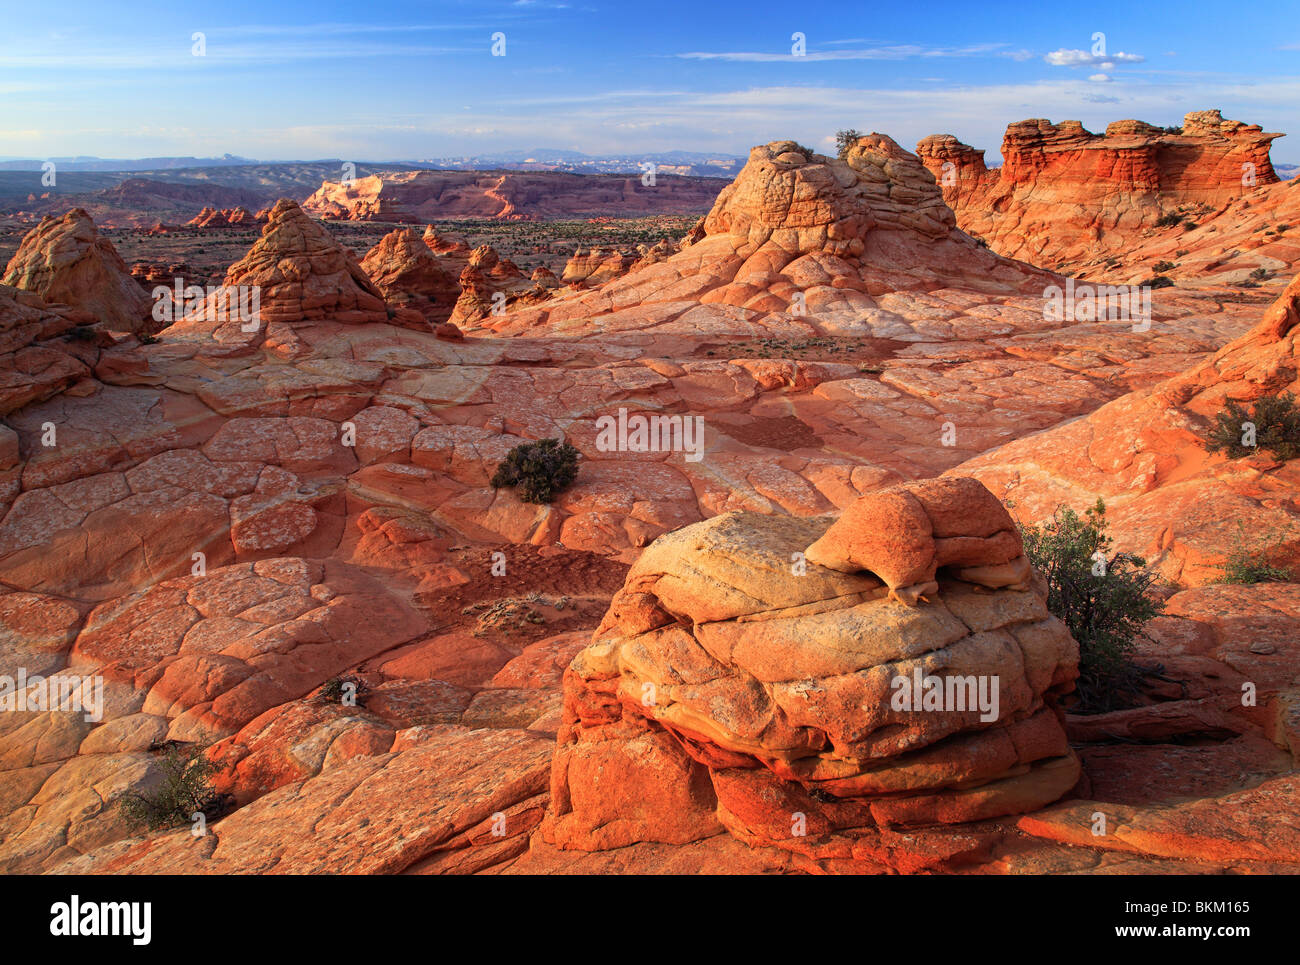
[1155,212,1184,228]
[1145,275,1175,289]
[1152,260,1177,273]
[490,437,580,504]
[1219,537,1293,584]
[1161,125,1184,135]
[1207,391,1300,461]
[118,743,224,832]
[835,129,864,160]
[1249,267,1270,281]
[1020,499,1164,713]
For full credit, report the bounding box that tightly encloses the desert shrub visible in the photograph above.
[118,743,224,832]
[835,129,864,160]
[1152,260,1177,273]
[1145,275,1175,289]
[1250,267,1270,281]
[1219,544,1293,584]
[1161,125,1183,135]
[66,325,97,342]
[491,437,580,504]
[1020,499,1164,713]
[1207,391,1300,461]
[1155,212,1184,228]
[316,675,368,706]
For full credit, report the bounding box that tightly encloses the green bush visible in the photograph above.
[1155,212,1184,228]
[1020,499,1164,713]
[1145,275,1175,289]
[835,129,864,160]
[118,743,224,832]
[1207,391,1300,461]
[1152,260,1177,273]
[491,438,580,504]
[1219,547,1292,584]
[316,675,368,706]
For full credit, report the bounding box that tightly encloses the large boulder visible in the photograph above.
[543,479,1080,861]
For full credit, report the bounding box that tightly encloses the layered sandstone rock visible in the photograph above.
[958,268,1300,584]
[181,199,388,338]
[2,208,152,333]
[303,170,723,222]
[484,137,1055,337]
[544,480,1080,860]
[917,110,1284,271]
[448,245,534,326]
[0,284,97,415]
[187,206,258,228]
[360,227,460,327]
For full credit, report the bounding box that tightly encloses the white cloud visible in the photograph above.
[1089,73,1112,82]
[1044,49,1144,67]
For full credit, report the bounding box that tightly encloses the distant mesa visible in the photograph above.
[917,109,1284,272]
[302,169,725,223]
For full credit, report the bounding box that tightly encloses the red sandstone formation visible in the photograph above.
[958,267,1300,586]
[4,123,1300,877]
[917,110,1283,272]
[544,482,1080,865]
[2,208,152,333]
[360,228,461,327]
[0,284,98,415]
[448,244,536,326]
[302,169,724,222]
[174,198,388,344]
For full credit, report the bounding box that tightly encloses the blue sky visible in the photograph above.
[2,0,1298,163]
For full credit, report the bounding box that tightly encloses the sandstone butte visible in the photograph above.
[301,169,726,223]
[0,128,1299,874]
[916,110,1286,277]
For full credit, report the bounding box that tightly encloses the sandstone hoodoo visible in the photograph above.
[483,136,1056,338]
[544,478,1080,866]
[917,110,1284,272]
[360,227,460,327]
[178,198,389,338]
[2,208,152,333]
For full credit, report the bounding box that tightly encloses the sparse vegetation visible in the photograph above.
[1019,499,1164,714]
[1155,212,1184,228]
[491,437,580,504]
[118,743,225,832]
[1219,530,1293,584]
[1152,260,1177,273]
[1250,267,1270,281]
[316,675,368,706]
[1207,391,1300,461]
[835,129,864,160]
[1161,125,1184,135]
[1145,275,1175,289]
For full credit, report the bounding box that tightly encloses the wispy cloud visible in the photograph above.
[676,42,1029,63]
